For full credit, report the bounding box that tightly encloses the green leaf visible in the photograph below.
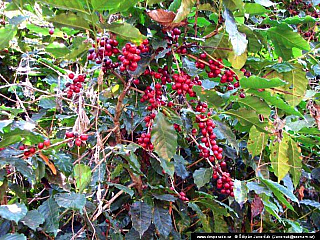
[74,164,92,193]
[38,198,60,236]
[173,155,189,179]
[262,198,281,221]
[0,25,17,49]
[270,134,290,182]
[173,0,196,23]
[91,0,121,10]
[147,0,163,5]
[245,3,269,15]
[129,202,152,237]
[223,0,244,11]
[193,168,213,189]
[169,0,182,11]
[247,126,268,157]
[39,98,56,109]
[228,51,247,69]
[151,112,177,161]
[248,89,303,117]
[106,182,134,197]
[287,139,302,187]
[193,86,224,108]
[21,210,45,231]
[300,199,320,208]
[0,203,27,223]
[45,42,70,58]
[254,0,275,7]
[49,13,90,31]
[103,22,145,44]
[214,120,238,151]
[0,234,26,240]
[153,204,173,238]
[54,192,86,213]
[0,128,43,148]
[238,95,271,117]
[188,202,211,232]
[267,24,310,60]
[38,0,87,14]
[0,158,35,182]
[152,193,177,202]
[240,76,287,89]
[233,180,248,205]
[224,108,267,132]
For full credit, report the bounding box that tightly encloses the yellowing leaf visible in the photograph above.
[247,126,268,157]
[288,138,302,187]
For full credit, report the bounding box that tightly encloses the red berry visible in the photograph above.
[38,142,44,149]
[29,147,36,154]
[66,132,74,138]
[220,161,227,168]
[68,73,75,79]
[75,138,82,147]
[19,145,25,150]
[44,140,51,147]
[80,134,88,141]
[49,28,54,35]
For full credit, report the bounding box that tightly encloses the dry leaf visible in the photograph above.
[73,99,90,134]
[272,116,286,141]
[147,9,187,29]
[298,185,305,200]
[307,100,320,130]
[251,195,264,219]
[39,152,57,175]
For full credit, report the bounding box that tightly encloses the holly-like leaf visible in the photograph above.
[267,24,310,60]
[193,168,213,189]
[151,112,177,161]
[74,164,92,193]
[38,198,60,236]
[287,139,302,187]
[248,89,303,117]
[173,0,196,23]
[0,203,27,223]
[270,134,290,182]
[21,210,45,231]
[153,204,173,237]
[129,202,152,237]
[0,25,17,49]
[54,192,86,213]
[240,76,287,89]
[247,126,268,157]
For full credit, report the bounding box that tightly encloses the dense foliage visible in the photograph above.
[0,0,320,239]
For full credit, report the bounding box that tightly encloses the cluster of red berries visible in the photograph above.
[137,39,150,53]
[163,27,182,42]
[140,85,164,111]
[152,67,172,85]
[195,101,208,113]
[88,38,120,63]
[65,132,88,147]
[178,191,189,201]
[284,0,319,18]
[240,68,251,78]
[212,170,234,197]
[20,140,50,158]
[171,72,200,96]
[137,133,154,151]
[65,73,86,98]
[118,43,142,72]
[193,114,223,162]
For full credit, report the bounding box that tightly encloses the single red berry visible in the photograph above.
[133,79,139,85]
[75,138,82,147]
[38,142,44,149]
[19,145,25,150]
[80,134,88,141]
[29,147,36,154]
[68,73,75,79]
[239,93,246,98]
[49,28,54,35]
[66,132,74,138]
[220,161,227,168]
[44,140,51,147]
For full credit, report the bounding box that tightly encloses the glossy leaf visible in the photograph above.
[173,0,196,23]
[49,13,90,30]
[193,168,213,189]
[238,95,271,117]
[153,204,173,237]
[129,202,152,237]
[103,22,145,44]
[38,198,60,236]
[247,126,268,157]
[188,202,211,232]
[193,86,224,108]
[38,0,87,13]
[54,192,86,213]
[0,25,17,49]
[240,76,287,89]
[21,210,45,231]
[0,203,27,223]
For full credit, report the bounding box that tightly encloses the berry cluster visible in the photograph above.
[284,0,319,18]
[137,39,150,53]
[65,73,86,98]
[65,132,88,147]
[195,101,208,113]
[137,133,154,151]
[163,27,182,43]
[213,170,234,197]
[118,43,142,72]
[152,66,172,85]
[178,191,189,202]
[195,114,223,162]
[88,38,120,64]
[20,139,50,158]
[140,85,163,111]
[171,71,200,96]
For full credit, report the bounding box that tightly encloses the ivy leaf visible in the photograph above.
[248,89,303,117]
[247,126,268,157]
[193,168,213,189]
[0,203,27,223]
[0,25,17,49]
[223,9,248,56]
[21,210,45,231]
[151,112,177,161]
[287,139,302,187]
[38,0,87,14]
[267,24,310,60]
[173,0,196,23]
[54,192,86,213]
[49,13,90,31]
[153,204,173,237]
[240,76,287,89]
[74,164,92,193]
[38,198,60,236]
[103,22,145,44]
[270,134,290,182]
[129,202,152,237]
